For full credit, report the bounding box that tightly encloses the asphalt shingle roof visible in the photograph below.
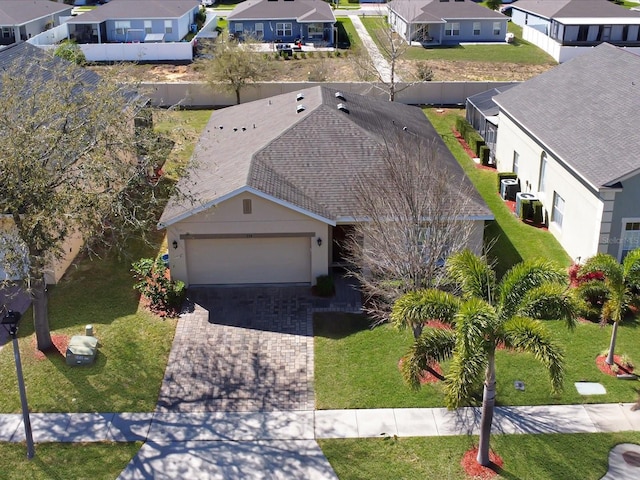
[466,84,516,117]
[66,0,199,23]
[160,86,492,226]
[494,43,640,189]
[512,0,640,20]
[389,0,505,24]
[0,0,71,26]
[227,0,335,23]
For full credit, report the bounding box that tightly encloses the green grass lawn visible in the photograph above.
[361,17,556,65]
[336,17,361,50]
[314,313,640,409]
[0,442,141,480]
[423,107,570,276]
[320,432,640,480]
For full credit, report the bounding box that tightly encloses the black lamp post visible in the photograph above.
[2,310,35,459]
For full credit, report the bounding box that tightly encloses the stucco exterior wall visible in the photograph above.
[495,113,602,262]
[607,173,640,259]
[166,192,329,286]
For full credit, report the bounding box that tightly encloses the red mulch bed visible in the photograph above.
[139,295,180,318]
[33,334,69,360]
[461,447,504,479]
[452,128,496,172]
[425,320,453,330]
[596,354,634,377]
[398,357,443,384]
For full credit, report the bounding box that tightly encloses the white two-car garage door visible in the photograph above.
[185,236,311,285]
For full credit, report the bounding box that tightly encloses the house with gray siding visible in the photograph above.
[227,0,336,45]
[511,0,640,47]
[493,43,640,262]
[388,0,508,45]
[65,0,200,44]
[0,0,72,45]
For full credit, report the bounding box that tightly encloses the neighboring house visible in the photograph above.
[0,0,72,45]
[388,0,508,45]
[65,0,200,44]
[465,83,517,165]
[159,86,493,287]
[493,43,640,263]
[511,0,640,62]
[226,0,336,45]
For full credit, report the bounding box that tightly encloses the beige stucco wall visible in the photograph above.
[166,192,330,286]
[496,114,601,261]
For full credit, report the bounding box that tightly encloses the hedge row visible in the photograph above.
[455,117,486,161]
[497,171,518,192]
[520,199,545,225]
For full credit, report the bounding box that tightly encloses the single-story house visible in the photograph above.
[159,86,493,287]
[226,0,336,45]
[493,43,640,262]
[388,0,509,45]
[0,0,73,45]
[65,0,200,44]
[465,83,517,164]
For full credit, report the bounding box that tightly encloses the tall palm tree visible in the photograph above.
[395,250,577,466]
[579,249,640,365]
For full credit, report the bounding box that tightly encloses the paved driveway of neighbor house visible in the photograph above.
[156,283,359,413]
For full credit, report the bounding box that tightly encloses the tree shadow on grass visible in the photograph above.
[313,312,370,340]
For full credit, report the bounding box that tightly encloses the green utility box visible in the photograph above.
[66,335,98,366]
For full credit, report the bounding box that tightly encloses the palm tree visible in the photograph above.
[395,250,577,466]
[578,249,640,365]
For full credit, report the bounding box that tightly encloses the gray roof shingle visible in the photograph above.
[389,0,506,24]
[160,86,492,226]
[227,0,335,23]
[66,0,199,23]
[494,43,640,188]
[512,0,640,20]
[0,0,72,26]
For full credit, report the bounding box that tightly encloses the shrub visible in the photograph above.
[131,257,187,316]
[479,145,490,166]
[531,200,544,225]
[519,199,532,221]
[455,117,469,138]
[307,51,314,58]
[415,61,434,81]
[497,172,518,191]
[315,275,335,297]
[335,50,342,57]
[54,40,86,65]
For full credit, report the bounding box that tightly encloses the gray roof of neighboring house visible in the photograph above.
[227,0,335,23]
[159,86,492,227]
[67,0,199,23]
[0,0,72,26]
[388,0,506,24]
[512,0,640,20]
[466,83,517,117]
[494,43,640,189]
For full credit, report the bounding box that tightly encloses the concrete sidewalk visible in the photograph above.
[1,403,639,444]
[348,15,398,84]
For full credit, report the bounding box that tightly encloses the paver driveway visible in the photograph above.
[156,284,359,413]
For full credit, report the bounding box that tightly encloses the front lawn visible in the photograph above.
[0,442,141,480]
[320,432,640,480]
[314,313,640,409]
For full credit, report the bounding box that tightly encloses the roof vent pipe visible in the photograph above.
[337,103,349,113]
[335,92,345,100]
[296,93,305,101]
[296,104,306,113]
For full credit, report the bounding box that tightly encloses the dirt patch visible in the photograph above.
[399,59,554,82]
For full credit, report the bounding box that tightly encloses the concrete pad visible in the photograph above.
[355,409,398,438]
[620,404,640,430]
[504,405,597,434]
[315,410,358,439]
[12,413,72,442]
[432,407,480,436]
[575,382,607,395]
[585,404,634,432]
[394,408,439,437]
[214,411,314,441]
[0,415,21,442]
[60,413,114,442]
[148,413,216,442]
[108,413,153,442]
[601,443,640,480]
[117,440,338,480]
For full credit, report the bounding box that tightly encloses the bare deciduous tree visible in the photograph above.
[0,46,182,350]
[344,132,479,323]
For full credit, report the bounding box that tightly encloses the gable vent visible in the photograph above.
[335,91,345,101]
[296,104,306,113]
[337,103,349,113]
[296,92,305,101]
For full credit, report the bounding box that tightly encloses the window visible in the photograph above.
[577,25,588,41]
[552,192,565,228]
[276,22,292,37]
[445,22,460,36]
[115,21,130,35]
[164,20,172,34]
[512,151,519,174]
[308,23,323,37]
[473,22,481,36]
[144,20,152,34]
[243,199,252,214]
[255,22,264,38]
[493,22,501,36]
[538,152,547,192]
[622,222,640,260]
[235,22,243,33]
